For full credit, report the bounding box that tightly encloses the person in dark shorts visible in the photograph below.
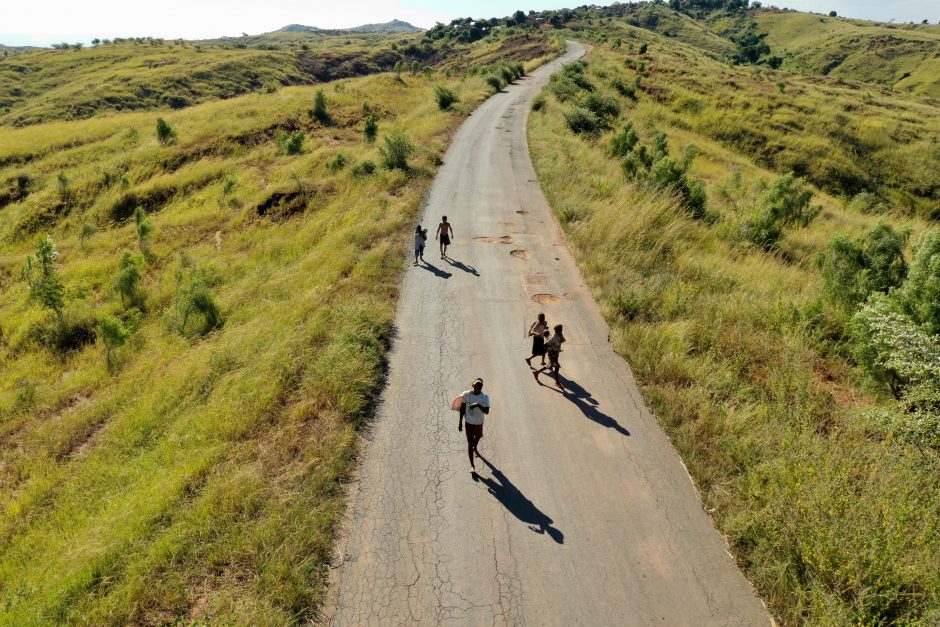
[525,313,549,367]
[436,216,454,259]
[534,325,566,390]
[459,377,490,471]
[414,225,427,266]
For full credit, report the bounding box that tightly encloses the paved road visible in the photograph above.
[329,42,770,626]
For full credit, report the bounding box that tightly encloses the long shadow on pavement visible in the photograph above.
[473,456,564,544]
[419,261,452,279]
[538,376,631,437]
[444,256,480,276]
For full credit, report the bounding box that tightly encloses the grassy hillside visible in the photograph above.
[0,32,555,127]
[755,10,940,98]
[529,22,940,626]
[0,35,555,622]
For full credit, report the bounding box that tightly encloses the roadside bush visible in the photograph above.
[434,85,459,110]
[351,160,376,177]
[379,130,415,170]
[531,94,547,112]
[581,92,621,121]
[484,74,503,92]
[564,106,602,135]
[741,173,820,251]
[277,130,305,156]
[499,65,514,85]
[156,118,176,145]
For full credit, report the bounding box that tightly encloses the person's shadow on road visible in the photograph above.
[419,261,452,279]
[540,376,631,437]
[473,456,564,544]
[444,256,480,277]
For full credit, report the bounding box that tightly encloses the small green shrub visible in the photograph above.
[155,117,176,145]
[580,92,621,121]
[98,314,129,369]
[277,131,305,156]
[21,235,66,327]
[741,174,820,251]
[484,74,503,92]
[364,111,378,143]
[378,130,415,171]
[326,153,348,172]
[564,106,602,135]
[434,85,459,110]
[312,89,329,123]
[849,192,889,214]
[899,228,940,334]
[611,77,637,100]
[351,160,377,177]
[114,251,143,306]
[531,94,547,112]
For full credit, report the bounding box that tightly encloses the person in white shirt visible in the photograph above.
[458,377,490,471]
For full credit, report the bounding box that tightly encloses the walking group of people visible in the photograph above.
[414,215,454,265]
[415,215,569,472]
[455,315,566,471]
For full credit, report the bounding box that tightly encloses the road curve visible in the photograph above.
[329,42,770,626]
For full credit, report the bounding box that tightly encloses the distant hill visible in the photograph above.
[754,10,940,98]
[276,19,420,34]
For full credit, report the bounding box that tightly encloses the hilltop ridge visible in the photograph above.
[276,19,421,34]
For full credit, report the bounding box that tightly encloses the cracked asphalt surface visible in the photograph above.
[329,42,771,626]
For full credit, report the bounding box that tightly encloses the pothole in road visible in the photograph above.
[474,235,512,244]
[532,293,560,304]
[516,210,527,215]
[510,249,528,260]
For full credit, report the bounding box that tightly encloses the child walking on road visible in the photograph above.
[534,325,566,390]
[414,225,428,266]
[525,313,549,368]
[458,378,490,472]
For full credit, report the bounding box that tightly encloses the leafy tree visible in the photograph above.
[899,229,940,334]
[378,130,415,170]
[364,111,378,143]
[91,38,101,46]
[818,223,909,310]
[434,85,459,110]
[98,314,129,369]
[511,10,527,25]
[156,118,177,145]
[21,235,66,327]
[312,89,329,123]
[742,174,820,250]
[828,11,837,17]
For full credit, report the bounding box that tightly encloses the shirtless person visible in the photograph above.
[436,216,454,259]
[534,325,566,390]
[458,377,490,471]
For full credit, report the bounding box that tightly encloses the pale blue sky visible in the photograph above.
[2,1,938,47]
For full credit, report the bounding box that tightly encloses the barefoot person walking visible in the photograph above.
[534,325,566,390]
[525,313,549,368]
[458,377,490,471]
[436,216,454,259]
[413,224,427,266]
